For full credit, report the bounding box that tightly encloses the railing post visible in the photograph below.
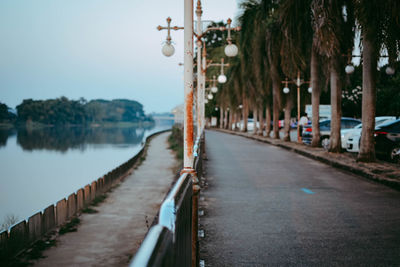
[192,173,200,267]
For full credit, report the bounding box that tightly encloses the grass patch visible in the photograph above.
[59,218,80,235]
[91,195,107,206]
[168,125,183,160]
[82,207,98,214]
[27,239,57,260]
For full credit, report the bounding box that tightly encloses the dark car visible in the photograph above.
[302,117,361,149]
[374,119,400,163]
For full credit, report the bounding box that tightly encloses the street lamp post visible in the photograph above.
[282,71,311,143]
[196,1,204,138]
[198,19,240,133]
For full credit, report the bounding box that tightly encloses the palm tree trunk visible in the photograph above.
[310,45,321,147]
[229,108,233,130]
[224,109,228,129]
[265,102,272,137]
[242,94,248,132]
[271,64,282,139]
[258,106,264,136]
[283,91,293,141]
[357,36,377,162]
[329,57,342,153]
[233,112,238,131]
[219,108,223,129]
[253,108,258,135]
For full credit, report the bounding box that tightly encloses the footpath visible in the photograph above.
[32,132,177,267]
[216,128,400,190]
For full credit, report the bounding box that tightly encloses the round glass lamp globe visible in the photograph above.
[386,66,395,75]
[345,65,355,74]
[218,74,227,84]
[204,99,209,104]
[225,44,238,57]
[207,94,214,100]
[162,43,175,57]
[283,87,290,94]
[211,86,218,93]
[308,87,312,93]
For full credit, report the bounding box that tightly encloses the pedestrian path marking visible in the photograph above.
[301,188,315,194]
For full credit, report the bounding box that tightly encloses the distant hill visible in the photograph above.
[15,97,153,126]
[0,102,17,123]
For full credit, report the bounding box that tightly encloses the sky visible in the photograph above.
[0,0,240,113]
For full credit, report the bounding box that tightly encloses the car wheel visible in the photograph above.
[389,147,400,163]
[321,137,330,150]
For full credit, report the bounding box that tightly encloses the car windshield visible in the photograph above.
[376,118,395,126]
[378,119,400,128]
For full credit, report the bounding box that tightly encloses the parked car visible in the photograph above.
[346,116,397,153]
[302,117,361,149]
[374,119,400,162]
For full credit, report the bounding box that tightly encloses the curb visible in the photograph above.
[212,128,400,191]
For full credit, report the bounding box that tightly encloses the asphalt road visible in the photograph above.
[200,130,400,267]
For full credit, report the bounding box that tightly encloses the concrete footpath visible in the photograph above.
[33,132,176,267]
[216,128,400,190]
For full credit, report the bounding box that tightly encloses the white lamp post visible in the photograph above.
[281,71,311,142]
[157,17,183,57]
[345,64,355,74]
[386,66,395,75]
[224,18,239,57]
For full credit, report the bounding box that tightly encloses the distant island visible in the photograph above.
[0,97,154,128]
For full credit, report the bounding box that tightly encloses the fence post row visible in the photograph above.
[0,131,169,262]
[131,134,204,267]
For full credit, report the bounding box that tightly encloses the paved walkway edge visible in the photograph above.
[213,128,400,191]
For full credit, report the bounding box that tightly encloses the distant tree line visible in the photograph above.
[0,102,17,123]
[0,97,153,126]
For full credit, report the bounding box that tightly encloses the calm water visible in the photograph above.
[0,121,173,227]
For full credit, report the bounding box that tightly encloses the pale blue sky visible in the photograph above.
[0,0,239,113]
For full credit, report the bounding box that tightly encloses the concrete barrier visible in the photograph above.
[84,185,91,205]
[9,221,27,255]
[28,212,42,243]
[56,199,67,226]
[42,205,55,233]
[91,181,97,201]
[67,194,77,218]
[77,189,85,211]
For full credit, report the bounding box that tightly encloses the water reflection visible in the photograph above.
[0,121,173,224]
[0,124,157,152]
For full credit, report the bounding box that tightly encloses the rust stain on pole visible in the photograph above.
[186,89,194,160]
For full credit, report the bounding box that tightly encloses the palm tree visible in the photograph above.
[311,0,355,152]
[355,0,400,162]
[278,0,314,142]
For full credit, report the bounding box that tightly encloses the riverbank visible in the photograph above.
[28,131,177,266]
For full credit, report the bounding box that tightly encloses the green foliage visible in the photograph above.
[168,125,183,160]
[15,97,153,126]
[0,102,16,124]
[59,217,80,235]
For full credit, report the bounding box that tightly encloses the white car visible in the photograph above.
[341,123,363,149]
[346,116,396,153]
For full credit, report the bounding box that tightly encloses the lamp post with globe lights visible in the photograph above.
[282,71,311,142]
[195,14,240,134]
[344,52,395,75]
[157,17,184,57]
[157,2,239,264]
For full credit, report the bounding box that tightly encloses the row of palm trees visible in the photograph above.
[212,0,400,162]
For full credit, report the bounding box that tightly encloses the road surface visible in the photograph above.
[200,130,400,266]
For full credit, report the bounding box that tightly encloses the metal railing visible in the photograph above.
[130,134,203,267]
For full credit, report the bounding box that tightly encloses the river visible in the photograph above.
[0,121,173,229]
